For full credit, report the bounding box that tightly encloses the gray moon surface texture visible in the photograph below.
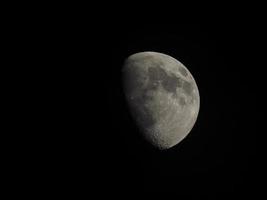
[122,52,200,150]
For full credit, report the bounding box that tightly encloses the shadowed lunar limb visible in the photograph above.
[122,52,200,150]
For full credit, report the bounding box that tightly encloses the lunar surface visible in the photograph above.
[122,52,200,150]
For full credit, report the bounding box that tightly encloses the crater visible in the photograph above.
[179,66,188,77]
[183,81,194,95]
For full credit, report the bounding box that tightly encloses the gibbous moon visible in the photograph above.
[122,52,200,150]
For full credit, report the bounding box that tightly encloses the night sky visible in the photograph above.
[42,22,261,198]
[86,23,259,197]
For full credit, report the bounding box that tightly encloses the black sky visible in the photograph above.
[39,21,262,198]
[83,23,259,197]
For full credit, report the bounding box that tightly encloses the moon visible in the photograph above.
[122,52,200,150]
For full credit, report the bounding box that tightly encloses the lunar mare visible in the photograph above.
[122,52,200,150]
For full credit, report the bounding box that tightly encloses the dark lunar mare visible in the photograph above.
[147,66,182,97]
